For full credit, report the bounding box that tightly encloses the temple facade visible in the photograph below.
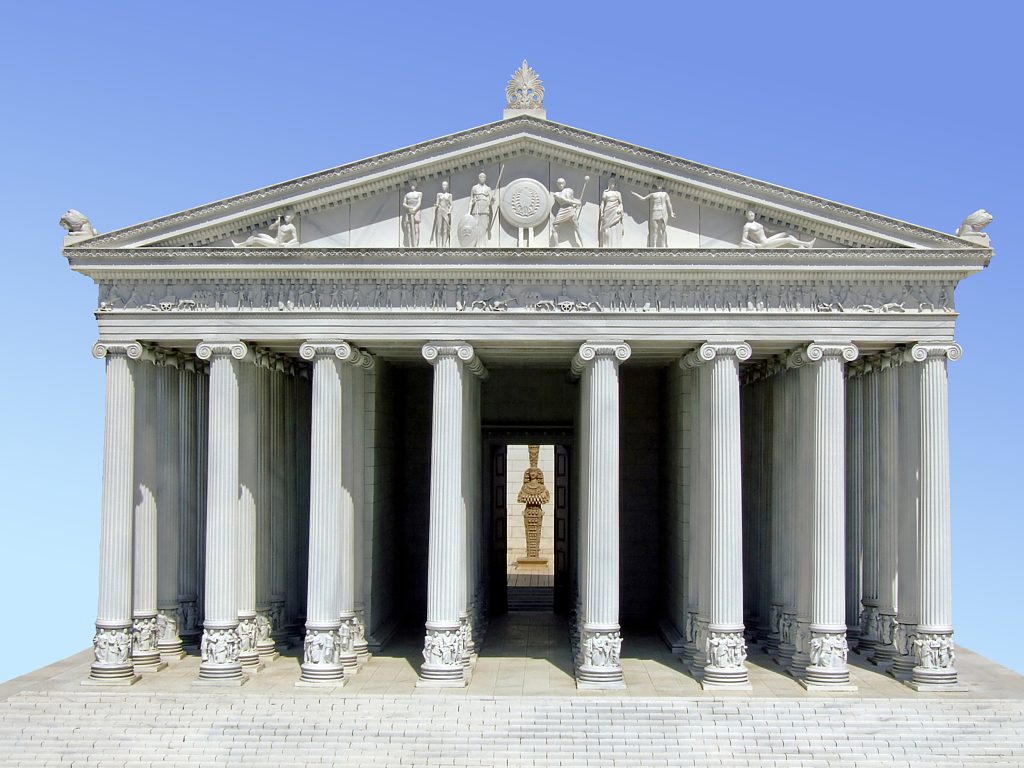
[64,64,992,691]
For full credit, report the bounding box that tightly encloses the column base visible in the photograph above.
[802,666,854,689]
[159,649,187,663]
[575,667,626,690]
[904,678,968,692]
[417,665,469,687]
[577,626,624,689]
[133,655,166,675]
[192,667,246,684]
[298,663,345,686]
[156,610,185,662]
[869,613,897,666]
[84,665,139,686]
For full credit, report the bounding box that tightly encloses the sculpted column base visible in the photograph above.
[194,626,247,685]
[353,610,370,665]
[177,598,200,649]
[764,603,783,657]
[889,624,918,681]
[156,609,186,662]
[255,609,279,661]
[337,615,359,674]
[856,603,880,655]
[576,626,625,690]
[132,615,166,674]
[776,612,797,669]
[800,630,856,690]
[237,614,263,671]
[869,613,898,667]
[418,625,468,687]
[905,630,965,690]
[85,625,139,685]
[700,629,751,690]
[297,626,345,686]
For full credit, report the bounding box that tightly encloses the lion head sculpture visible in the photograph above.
[955,209,993,245]
[59,209,98,239]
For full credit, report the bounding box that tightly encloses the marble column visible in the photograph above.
[177,360,201,647]
[776,367,798,669]
[296,343,349,684]
[909,342,962,689]
[156,354,185,662]
[857,362,881,655]
[786,355,814,679]
[236,360,260,671]
[194,341,248,684]
[253,358,277,661]
[269,361,287,644]
[678,364,701,668]
[691,343,752,688]
[870,355,900,667]
[802,343,858,689]
[419,343,488,686]
[338,351,372,674]
[766,363,786,658]
[351,356,373,665]
[89,342,143,684]
[891,352,921,680]
[845,365,864,643]
[132,355,164,674]
[573,341,631,688]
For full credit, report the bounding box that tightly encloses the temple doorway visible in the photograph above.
[486,438,571,617]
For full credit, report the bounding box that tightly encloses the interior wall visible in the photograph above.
[619,366,666,626]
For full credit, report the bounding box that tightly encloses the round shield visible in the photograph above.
[500,177,550,229]
[457,213,479,247]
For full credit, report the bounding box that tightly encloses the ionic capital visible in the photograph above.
[680,341,751,370]
[422,342,488,380]
[195,341,248,361]
[572,341,631,376]
[299,340,375,370]
[909,342,963,363]
[92,341,143,360]
[790,342,857,368]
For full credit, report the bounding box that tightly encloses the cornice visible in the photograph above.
[66,247,991,281]
[69,117,974,252]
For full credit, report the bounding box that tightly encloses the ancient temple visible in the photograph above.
[64,62,992,691]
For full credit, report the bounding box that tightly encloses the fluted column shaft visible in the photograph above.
[573,341,631,688]
[156,356,185,661]
[352,361,370,664]
[788,359,814,678]
[297,344,347,683]
[776,369,798,669]
[857,364,881,654]
[681,342,751,689]
[679,365,701,666]
[89,342,142,684]
[253,360,276,661]
[177,361,201,645]
[195,341,248,683]
[803,343,858,688]
[910,343,961,688]
[891,354,921,680]
[132,357,163,673]
[766,365,786,657]
[419,342,487,686]
[235,361,260,670]
[871,357,900,666]
[845,368,864,640]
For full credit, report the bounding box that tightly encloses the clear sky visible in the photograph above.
[0,2,1019,683]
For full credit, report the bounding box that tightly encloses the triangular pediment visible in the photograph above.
[70,116,972,251]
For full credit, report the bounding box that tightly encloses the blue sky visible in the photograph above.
[0,2,1020,683]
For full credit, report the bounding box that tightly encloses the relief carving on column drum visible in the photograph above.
[516,445,551,567]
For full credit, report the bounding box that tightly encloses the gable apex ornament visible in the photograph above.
[504,60,546,120]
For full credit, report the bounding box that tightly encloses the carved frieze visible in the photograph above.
[95,275,958,316]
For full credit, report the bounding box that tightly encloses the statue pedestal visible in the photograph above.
[515,557,549,572]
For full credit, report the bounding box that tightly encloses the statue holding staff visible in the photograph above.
[549,177,586,247]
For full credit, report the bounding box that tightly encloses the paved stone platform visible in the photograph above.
[2,613,1023,766]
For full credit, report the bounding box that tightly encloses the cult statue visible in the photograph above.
[516,445,551,566]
